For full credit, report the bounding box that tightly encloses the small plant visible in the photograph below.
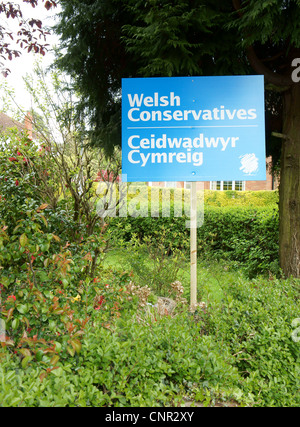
[205,275,300,406]
[123,230,187,296]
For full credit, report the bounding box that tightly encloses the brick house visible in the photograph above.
[148,156,278,191]
[0,111,33,139]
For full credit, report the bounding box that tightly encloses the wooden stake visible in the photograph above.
[190,181,197,308]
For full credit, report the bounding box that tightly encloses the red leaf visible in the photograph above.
[44,1,52,10]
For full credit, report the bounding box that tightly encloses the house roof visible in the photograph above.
[0,111,39,141]
[0,112,28,133]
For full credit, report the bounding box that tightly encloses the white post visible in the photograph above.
[190,181,197,308]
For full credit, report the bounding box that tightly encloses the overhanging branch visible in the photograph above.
[232,0,293,88]
[246,46,293,87]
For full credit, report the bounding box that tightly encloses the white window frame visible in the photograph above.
[210,181,245,191]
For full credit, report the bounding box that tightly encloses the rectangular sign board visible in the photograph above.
[122,76,266,182]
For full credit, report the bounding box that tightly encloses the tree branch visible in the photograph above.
[232,0,293,88]
[246,46,292,87]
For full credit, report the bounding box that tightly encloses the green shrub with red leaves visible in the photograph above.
[0,129,55,231]
[0,128,133,374]
[0,207,132,374]
[0,205,99,368]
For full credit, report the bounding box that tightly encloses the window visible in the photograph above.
[234,181,244,191]
[223,181,232,190]
[210,181,245,191]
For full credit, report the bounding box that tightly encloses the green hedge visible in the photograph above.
[124,185,278,208]
[108,204,279,277]
[204,189,278,207]
[197,206,279,276]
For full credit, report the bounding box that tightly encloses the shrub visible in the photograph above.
[197,206,279,277]
[0,210,96,361]
[0,129,46,232]
[0,354,107,407]
[206,276,300,406]
[0,279,250,407]
[203,189,278,207]
[76,312,247,406]
[108,204,279,277]
[118,231,188,296]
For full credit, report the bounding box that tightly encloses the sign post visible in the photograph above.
[121,75,266,307]
[190,181,197,308]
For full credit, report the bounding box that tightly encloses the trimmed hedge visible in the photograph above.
[197,206,279,276]
[108,204,279,277]
[203,189,278,207]
[124,185,278,208]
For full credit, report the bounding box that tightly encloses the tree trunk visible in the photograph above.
[279,83,300,277]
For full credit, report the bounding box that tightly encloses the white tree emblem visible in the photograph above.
[240,153,259,175]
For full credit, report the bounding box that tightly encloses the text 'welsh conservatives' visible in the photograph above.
[126,92,257,123]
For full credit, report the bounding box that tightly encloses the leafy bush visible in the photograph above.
[204,189,278,207]
[206,276,300,406]
[0,307,248,407]
[117,230,188,296]
[108,205,279,277]
[0,128,114,369]
[0,208,101,362]
[0,355,106,407]
[1,260,299,407]
[1,126,296,408]
[124,184,278,209]
[0,129,48,232]
[73,311,248,407]
[197,206,279,277]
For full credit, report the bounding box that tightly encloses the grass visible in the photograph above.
[104,247,245,304]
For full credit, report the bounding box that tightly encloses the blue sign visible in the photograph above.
[122,76,266,182]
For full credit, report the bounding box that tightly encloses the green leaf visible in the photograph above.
[21,355,32,369]
[39,215,48,228]
[50,367,63,377]
[54,341,62,353]
[62,278,69,288]
[50,355,60,366]
[36,349,44,362]
[17,304,29,314]
[67,346,75,357]
[20,348,31,358]
[0,276,10,288]
[12,319,19,330]
[49,320,56,331]
[19,233,28,247]
[70,338,82,354]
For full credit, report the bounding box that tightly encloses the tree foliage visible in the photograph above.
[55,0,249,152]
[55,1,300,156]
[0,0,57,76]
[55,0,300,278]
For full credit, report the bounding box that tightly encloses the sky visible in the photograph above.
[0,0,61,115]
